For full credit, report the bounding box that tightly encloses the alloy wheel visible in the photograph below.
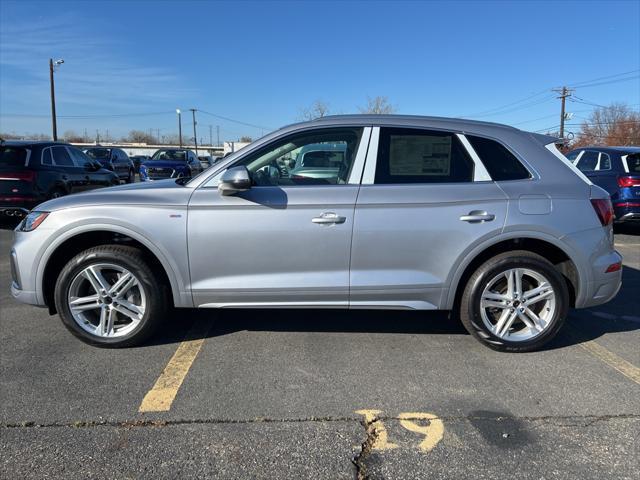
[479,268,556,341]
[67,263,146,338]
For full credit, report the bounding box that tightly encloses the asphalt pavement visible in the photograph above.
[1,220,638,479]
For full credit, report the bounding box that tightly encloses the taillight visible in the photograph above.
[590,198,614,226]
[617,176,640,188]
[0,171,36,182]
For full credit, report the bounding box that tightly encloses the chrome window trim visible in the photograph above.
[361,127,379,185]
[621,154,629,173]
[596,152,611,171]
[346,126,372,185]
[456,133,491,181]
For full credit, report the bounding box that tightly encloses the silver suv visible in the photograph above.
[9,115,622,352]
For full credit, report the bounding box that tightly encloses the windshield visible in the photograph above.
[152,150,187,162]
[0,147,28,167]
[83,148,111,160]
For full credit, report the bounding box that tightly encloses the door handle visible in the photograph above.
[460,210,495,223]
[312,212,346,225]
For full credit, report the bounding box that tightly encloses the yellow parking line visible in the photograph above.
[577,339,640,386]
[138,319,212,413]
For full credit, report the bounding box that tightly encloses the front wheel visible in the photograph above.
[459,250,569,352]
[126,169,135,183]
[54,245,168,347]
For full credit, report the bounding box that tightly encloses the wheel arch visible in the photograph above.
[38,225,187,314]
[446,233,583,311]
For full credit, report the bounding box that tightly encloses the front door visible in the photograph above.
[187,126,370,308]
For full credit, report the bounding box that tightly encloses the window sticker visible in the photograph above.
[389,135,451,176]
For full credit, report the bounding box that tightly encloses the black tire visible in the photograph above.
[54,245,168,347]
[47,187,66,200]
[459,250,569,352]
[126,169,135,183]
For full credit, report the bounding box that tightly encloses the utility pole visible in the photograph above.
[209,125,213,146]
[96,129,100,144]
[49,58,64,141]
[553,86,573,140]
[176,109,183,148]
[106,129,110,143]
[156,129,160,144]
[190,108,198,156]
[83,128,87,142]
[216,125,220,147]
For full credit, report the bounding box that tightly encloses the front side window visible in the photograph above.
[51,146,74,167]
[466,135,530,181]
[576,151,598,172]
[234,127,363,186]
[375,128,473,184]
[68,147,91,166]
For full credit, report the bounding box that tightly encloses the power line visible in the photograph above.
[568,69,640,88]
[198,109,274,131]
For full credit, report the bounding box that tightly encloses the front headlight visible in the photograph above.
[19,211,49,232]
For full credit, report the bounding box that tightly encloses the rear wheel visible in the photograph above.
[47,187,66,200]
[459,250,569,352]
[54,245,168,347]
[126,169,135,183]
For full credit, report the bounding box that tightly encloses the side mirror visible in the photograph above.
[218,166,251,196]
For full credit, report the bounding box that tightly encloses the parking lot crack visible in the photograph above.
[352,413,384,480]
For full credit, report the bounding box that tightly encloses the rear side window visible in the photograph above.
[466,135,530,181]
[0,147,28,167]
[51,146,74,166]
[625,153,640,173]
[375,128,474,184]
[576,151,598,172]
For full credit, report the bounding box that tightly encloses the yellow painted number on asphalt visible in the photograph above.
[398,412,445,452]
[355,409,444,453]
[354,409,399,450]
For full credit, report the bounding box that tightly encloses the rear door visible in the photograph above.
[350,127,508,310]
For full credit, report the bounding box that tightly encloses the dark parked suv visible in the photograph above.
[83,147,136,183]
[566,146,640,222]
[0,141,119,218]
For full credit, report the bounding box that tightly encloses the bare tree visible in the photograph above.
[239,136,253,143]
[62,130,85,143]
[126,130,155,144]
[358,96,396,115]
[570,103,640,148]
[299,100,330,121]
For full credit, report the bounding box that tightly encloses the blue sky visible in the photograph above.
[0,0,638,142]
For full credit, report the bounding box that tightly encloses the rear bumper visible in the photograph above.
[0,196,41,217]
[614,203,640,222]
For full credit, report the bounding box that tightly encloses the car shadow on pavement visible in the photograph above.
[149,265,639,350]
[613,223,640,235]
[149,308,467,348]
